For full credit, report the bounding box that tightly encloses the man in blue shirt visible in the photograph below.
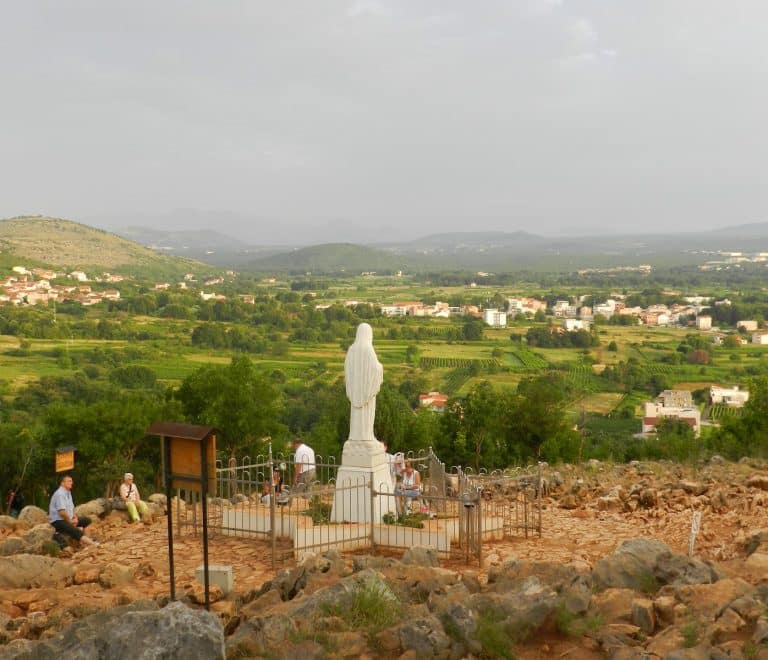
[49,475,98,547]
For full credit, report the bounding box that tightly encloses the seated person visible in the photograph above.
[260,481,272,505]
[49,475,98,547]
[119,472,151,524]
[271,466,284,495]
[395,460,421,514]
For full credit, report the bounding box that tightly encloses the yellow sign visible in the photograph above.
[55,449,75,473]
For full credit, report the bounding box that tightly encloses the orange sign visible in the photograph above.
[55,449,75,472]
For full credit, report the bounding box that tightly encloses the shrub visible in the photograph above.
[476,610,516,658]
[681,621,700,648]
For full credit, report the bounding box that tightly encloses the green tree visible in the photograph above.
[176,356,285,458]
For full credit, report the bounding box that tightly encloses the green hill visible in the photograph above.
[0,216,210,277]
[245,242,408,274]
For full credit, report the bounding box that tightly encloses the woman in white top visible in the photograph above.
[395,460,421,513]
[119,473,151,524]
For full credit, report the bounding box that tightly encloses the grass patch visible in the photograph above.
[554,603,604,637]
[40,540,61,557]
[321,577,403,634]
[382,511,427,528]
[681,620,700,648]
[637,572,660,596]
[476,610,516,659]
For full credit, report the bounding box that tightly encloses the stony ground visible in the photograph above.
[1,457,767,658]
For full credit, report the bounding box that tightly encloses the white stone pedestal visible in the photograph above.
[331,440,395,523]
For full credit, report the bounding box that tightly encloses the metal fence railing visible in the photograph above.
[170,446,543,570]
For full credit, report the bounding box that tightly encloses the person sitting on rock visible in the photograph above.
[49,474,98,547]
[119,472,151,524]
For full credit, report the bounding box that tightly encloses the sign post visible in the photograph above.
[55,446,76,473]
[146,422,217,610]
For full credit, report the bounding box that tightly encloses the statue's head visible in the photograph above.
[355,322,373,344]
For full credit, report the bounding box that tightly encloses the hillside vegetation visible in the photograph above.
[0,216,207,276]
[246,242,407,274]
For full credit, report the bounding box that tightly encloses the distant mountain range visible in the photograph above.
[3,215,768,275]
[131,222,768,274]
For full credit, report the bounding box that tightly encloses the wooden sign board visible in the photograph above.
[55,449,75,473]
[167,435,216,492]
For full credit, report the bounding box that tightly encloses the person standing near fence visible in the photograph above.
[292,438,316,495]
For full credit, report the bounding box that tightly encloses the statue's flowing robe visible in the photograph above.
[344,323,383,442]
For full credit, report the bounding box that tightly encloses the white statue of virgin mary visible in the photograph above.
[344,323,383,442]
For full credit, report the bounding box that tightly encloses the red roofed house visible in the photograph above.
[419,392,448,412]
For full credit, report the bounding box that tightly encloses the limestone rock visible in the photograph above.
[753,617,768,644]
[99,563,135,589]
[0,536,29,556]
[225,613,296,658]
[0,515,26,531]
[593,538,717,592]
[73,568,101,585]
[728,596,765,622]
[558,494,581,509]
[653,595,677,627]
[17,506,48,526]
[326,631,368,657]
[0,555,74,589]
[646,625,685,657]
[470,576,559,639]
[147,493,167,510]
[746,475,768,491]
[398,615,451,657]
[711,607,745,642]
[741,528,768,555]
[21,525,55,552]
[675,578,754,620]
[679,481,708,496]
[2,601,224,659]
[630,598,655,635]
[401,546,440,568]
[590,588,637,623]
[75,498,108,519]
[185,583,224,605]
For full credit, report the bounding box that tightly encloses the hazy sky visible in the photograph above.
[2,1,767,244]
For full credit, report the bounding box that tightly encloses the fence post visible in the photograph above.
[476,490,483,567]
[370,471,376,551]
[269,444,276,571]
[537,461,543,538]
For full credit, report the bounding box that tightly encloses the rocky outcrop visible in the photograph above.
[0,555,74,589]
[3,601,224,660]
[16,507,47,526]
[593,538,719,591]
[75,498,108,519]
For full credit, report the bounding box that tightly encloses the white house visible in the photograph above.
[752,333,768,345]
[483,308,507,328]
[69,271,88,282]
[642,402,701,436]
[563,318,590,332]
[710,386,749,407]
[696,316,712,330]
[737,320,758,332]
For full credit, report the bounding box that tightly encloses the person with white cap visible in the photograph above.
[119,472,151,524]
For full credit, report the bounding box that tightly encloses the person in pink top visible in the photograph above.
[119,473,151,524]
